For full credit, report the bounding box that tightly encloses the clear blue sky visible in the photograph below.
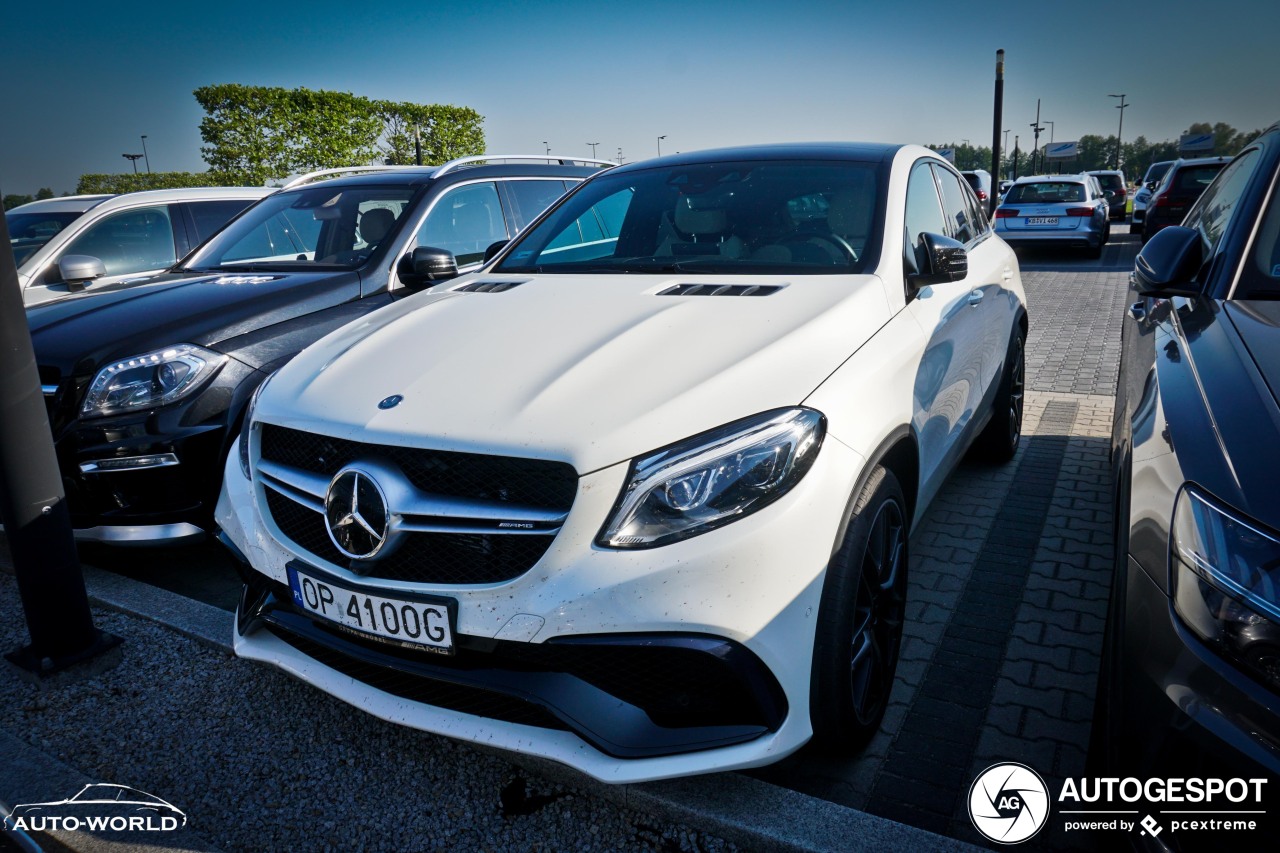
[2,0,1277,195]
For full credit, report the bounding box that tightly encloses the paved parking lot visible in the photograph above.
[2,232,1139,851]
[753,231,1139,849]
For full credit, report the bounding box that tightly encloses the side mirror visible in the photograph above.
[1133,226,1203,298]
[57,254,107,292]
[399,246,459,286]
[1104,190,1116,199]
[910,232,968,290]
[483,240,509,264]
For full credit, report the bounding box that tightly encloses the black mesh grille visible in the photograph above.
[260,425,577,511]
[269,627,569,730]
[264,488,555,584]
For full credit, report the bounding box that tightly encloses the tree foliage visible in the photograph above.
[74,172,238,194]
[194,84,486,184]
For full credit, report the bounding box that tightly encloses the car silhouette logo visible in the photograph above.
[324,468,390,559]
[5,783,186,832]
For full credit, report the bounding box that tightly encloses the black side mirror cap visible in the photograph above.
[909,232,968,290]
[483,240,509,264]
[57,254,107,292]
[1133,226,1203,298]
[399,247,459,286]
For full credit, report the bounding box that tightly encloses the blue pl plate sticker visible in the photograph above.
[286,566,305,606]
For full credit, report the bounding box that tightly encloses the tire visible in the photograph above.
[810,465,908,752]
[970,327,1026,463]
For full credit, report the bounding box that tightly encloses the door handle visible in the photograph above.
[968,289,984,307]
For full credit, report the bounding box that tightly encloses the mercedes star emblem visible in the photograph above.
[325,469,390,560]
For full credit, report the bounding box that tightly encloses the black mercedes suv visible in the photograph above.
[28,156,609,545]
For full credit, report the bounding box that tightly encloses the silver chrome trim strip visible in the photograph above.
[73,522,205,545]
[79,453,180,474]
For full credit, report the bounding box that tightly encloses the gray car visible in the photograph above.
[993,174,1110,257]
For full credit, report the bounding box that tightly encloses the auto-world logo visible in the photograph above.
[3,784,186,833]
[969,763,1051,844]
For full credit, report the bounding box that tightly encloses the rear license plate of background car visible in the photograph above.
[286,565,455,654]
[1027,216,1058,225]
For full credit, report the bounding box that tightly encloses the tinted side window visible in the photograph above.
[933,166,976,244]
[56,205,176,278]
[1185,149,1261,259]
[188,199,256,242]
[504,179,570,231]
[903,161,947,274]
[416,182,508,266]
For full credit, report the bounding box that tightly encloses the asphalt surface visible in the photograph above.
[1,229,1140,851]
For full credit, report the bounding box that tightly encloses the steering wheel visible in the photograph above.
[778,232,858,264]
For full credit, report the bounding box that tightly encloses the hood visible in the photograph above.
[1227,301,1280,409]
[257,273,893,474]
[28,269,362,376]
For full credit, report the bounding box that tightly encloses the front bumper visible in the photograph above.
[44,359,258,543]
[216,431,868,782]
[1116,556,1280,786]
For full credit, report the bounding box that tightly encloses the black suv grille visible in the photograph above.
[261,425,576,510]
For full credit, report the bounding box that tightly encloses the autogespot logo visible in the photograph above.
[969,763,1051,844]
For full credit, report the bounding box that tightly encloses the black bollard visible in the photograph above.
[0,193,120,676]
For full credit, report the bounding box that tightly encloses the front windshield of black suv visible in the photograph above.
[495,160,880,275]
[184,185,416,272]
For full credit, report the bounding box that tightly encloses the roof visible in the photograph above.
[606,142,907,174]
[1012,174,1088,183]
[7,194,113,214]
[279,160,608,191]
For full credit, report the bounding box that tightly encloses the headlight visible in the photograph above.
[597,408,825,549]
[1171,485,1280,690]
[81,344,226,418]
[238,373,274,482]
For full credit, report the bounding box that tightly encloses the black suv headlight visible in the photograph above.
[597,408,825,549]
[81,344,225,418]
[1171,485,1280,691]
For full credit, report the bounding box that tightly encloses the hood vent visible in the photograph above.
[454,280,528,293]
[658,283,785,297]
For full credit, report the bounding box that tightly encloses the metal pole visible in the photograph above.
[658,135,666,156]
[587,142,599,157]
[1030,99,1043,176]
[1109,94,1128,170]
[0,195,120,677]
[140,135,150,173]
[1013,136,1019,180]
[990,50,1004,215]
[414,128,422,166]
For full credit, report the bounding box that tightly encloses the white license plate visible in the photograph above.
[1026,216,1059,225]
[287,565,455,654]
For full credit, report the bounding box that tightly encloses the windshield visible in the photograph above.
[495,160,881,275]
[184,184,416,272]
[6,210,85,267]
[1143,162,1173,185]
[1005,182,1085,204]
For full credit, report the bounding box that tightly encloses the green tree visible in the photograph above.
[34,187,54,200]
[75,172,237,194]
[3,194,34,210]
[377,102,485,165]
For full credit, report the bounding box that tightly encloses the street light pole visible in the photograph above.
[123,154,143,174]
[990,49,1005,214]
[543,141,550,155]
[587,142,599,158]
[1109,94,1128,170]
[1029,98,1043,175]
[140,135,150,173]
[658,135,666,156]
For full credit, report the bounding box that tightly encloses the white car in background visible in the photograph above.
[218,143,1028,782]
[7,187,271,305]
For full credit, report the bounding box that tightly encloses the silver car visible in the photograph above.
[994,174,1111,258]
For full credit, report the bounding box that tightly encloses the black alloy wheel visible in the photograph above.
[972,327,1025,463]
[810,465,908,751]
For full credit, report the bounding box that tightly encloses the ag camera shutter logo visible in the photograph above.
[969,762,1051,844]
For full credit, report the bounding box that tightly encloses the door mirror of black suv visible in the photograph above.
[910,232,968,291]
[399,247,459,287]
[57,254,107,292]
[483,240,509,264]
[1133,226,1204,298]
